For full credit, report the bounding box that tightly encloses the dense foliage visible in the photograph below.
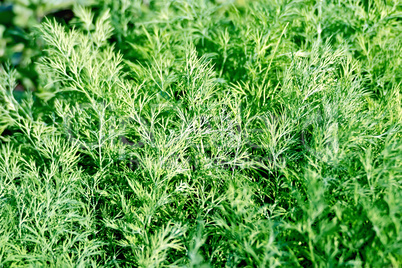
[1,0,401,267]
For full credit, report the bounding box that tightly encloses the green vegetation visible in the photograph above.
[1,0,401,266]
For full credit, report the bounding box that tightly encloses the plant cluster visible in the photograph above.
[0,0,401,267]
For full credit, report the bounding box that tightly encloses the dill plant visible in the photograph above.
[0,0,401,267]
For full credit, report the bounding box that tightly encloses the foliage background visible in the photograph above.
[0,0,401,267]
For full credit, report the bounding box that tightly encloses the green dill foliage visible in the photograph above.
[1,0,401,267]
[0,0,94,93]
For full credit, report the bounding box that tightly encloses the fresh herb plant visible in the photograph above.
[0,0,401,267]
